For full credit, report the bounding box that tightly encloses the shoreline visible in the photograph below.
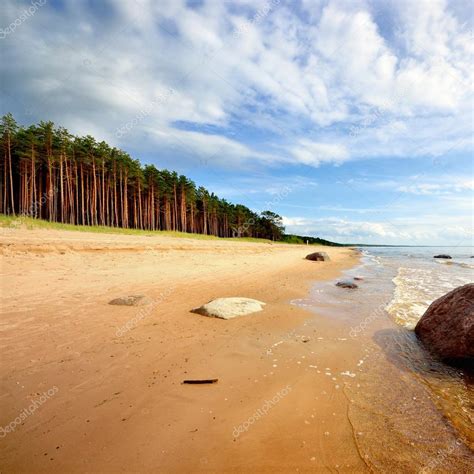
[0,228,363,472]
[302,248,474,471]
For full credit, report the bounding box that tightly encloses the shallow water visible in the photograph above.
[380,247,473,330]
[295,246,474,472]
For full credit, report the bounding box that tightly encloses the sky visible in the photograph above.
[1,0,473,245]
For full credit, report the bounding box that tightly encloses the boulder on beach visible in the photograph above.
[336,280,358,289]
[192,297,266,320]
[415,283,474,361]
[306,252,330,262]
[109,295,152,306]
[433,254,452,259]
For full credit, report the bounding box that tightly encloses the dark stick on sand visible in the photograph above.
[182,379,218,384]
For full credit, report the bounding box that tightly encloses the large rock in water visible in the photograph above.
[306,252,330,261]
[192,297,266,320]
[415,284,474,361]
[433,254,452,259]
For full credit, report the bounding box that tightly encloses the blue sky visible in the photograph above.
[1,0,473,244]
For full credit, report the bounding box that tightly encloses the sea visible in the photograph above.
[297,246,474,472]
[369,247,473,330]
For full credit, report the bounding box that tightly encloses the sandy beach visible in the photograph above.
[2,0,472,471]
[0,228,365,472]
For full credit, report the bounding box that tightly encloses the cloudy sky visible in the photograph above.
[1,0,473,244]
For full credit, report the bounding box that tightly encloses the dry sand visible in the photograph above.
[0,228,365,472]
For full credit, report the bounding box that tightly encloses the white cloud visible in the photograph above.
[282,214,473,245]
[289,139,349,166]
[397,178,474,195]
[1,0,472,244]
[2,0,472,169]
[147,126,269,167]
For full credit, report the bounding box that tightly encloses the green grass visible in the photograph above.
[0,214,276,243]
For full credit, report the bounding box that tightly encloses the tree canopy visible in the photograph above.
[0,114,284,240]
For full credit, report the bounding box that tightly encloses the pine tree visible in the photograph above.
[0,114,285,240]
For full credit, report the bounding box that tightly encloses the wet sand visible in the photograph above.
[295,255,473,473]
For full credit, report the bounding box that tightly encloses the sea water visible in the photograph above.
[372,246,473,330]
[296,246,474,471]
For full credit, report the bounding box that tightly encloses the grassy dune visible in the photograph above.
[0,214,276,243]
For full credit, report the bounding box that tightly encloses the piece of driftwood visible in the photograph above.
[182,379,218,384]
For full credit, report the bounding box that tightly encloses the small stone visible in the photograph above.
[109,295,152,306]
[335,281,358,289]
